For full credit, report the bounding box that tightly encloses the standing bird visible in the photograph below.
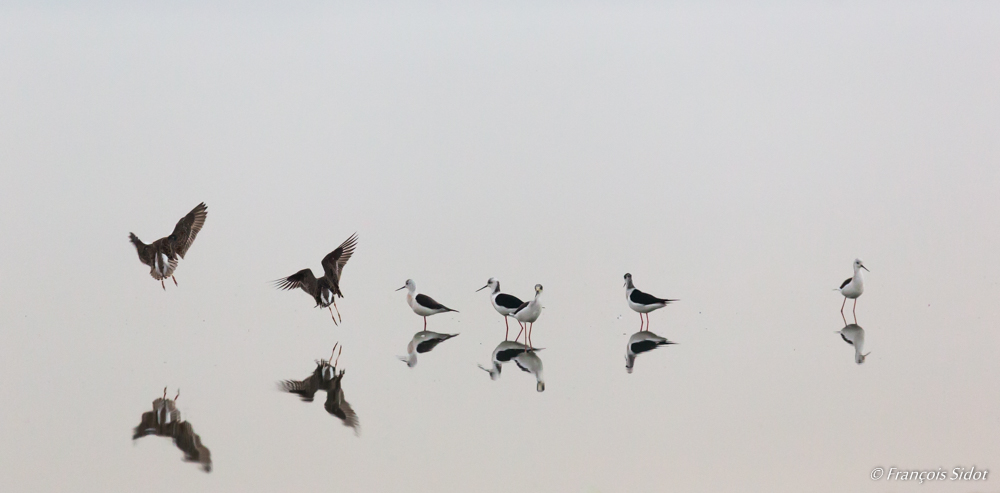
[398,330,459,368]
[129,202,208,290]
[273,233,358,324]
[837,258,869,320]
[512,350,545,392]
[625,330,675,374]
[133,387,212,472]
[279,343,360,435]
[476,278,524,340]
[511,284,543,348]
[396,279,457,330]
[478,340,529,380]
[838,323,870,365]
[624,273,676,331]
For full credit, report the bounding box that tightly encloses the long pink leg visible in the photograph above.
[645,313,650,332]
[528,323,534,348]
[174,389,180,401]
[162,387,167,399]
[841,297,847,313]
[853,299,858,320]
[639,313,644,331]
[334,345,343,366]
[333,299,342,323]
[329,306,338,325]
[514,322,525,343]
[423,317,427,330]
[505,317,510,341]
[172,276,178,286]
[161,280,166,290]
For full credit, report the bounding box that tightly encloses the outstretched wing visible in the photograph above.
[280,374,319,401]
[324,382,360,435]
[132,411,158,439]
[170,202,208,258]
[273,269,319,297]
[321,233,358,282]
[172,422,212,473]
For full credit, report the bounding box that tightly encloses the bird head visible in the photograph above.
[396,279,415,292]
[854,259,869,272]
[856,351,871,365]
[477,277,498,292]
[625,354,636,374]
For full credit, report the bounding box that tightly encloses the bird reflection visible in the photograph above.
[280,343,360,435]
[838,323,870,364]
[512,349,545,392]
[478,340,529,380]
[132,387,212,472]
[625,330,675,374]
[398,331,458,368]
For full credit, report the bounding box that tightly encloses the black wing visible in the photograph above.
[173,422,212,473]
[629,289,675,305]
[324,382,360,435]
[273,269,319,296]
[511,300,530,315]
[280,372,320,401]
[839,277,852,289]
[494,293,524,310]
[630,340,665,354]
[132,411,158,439]
[415,294,455,312]
[495,347,526,362]
[321,233,358,281]
[170,202,208,258]
[416,334,456,353]
[840,333,853,345]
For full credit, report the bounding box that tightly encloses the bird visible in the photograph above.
[625,330,675,374]
[129,202,208,290]
[132,387,212,472]
[512,350,545,392]
[273,233,358,324]
[476,278,525,340]
[279,343,360,435]
[478,340,530,380]
[396,279,457,330]
[398,330,458,368]
[511,284,543,348]
[838,323,870,365]
[837,258,869,320]
[624,273,676,332]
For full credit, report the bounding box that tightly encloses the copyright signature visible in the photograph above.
[872,466,988,483]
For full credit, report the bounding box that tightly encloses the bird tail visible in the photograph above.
[128,233,144,249]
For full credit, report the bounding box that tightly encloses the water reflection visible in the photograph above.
[625,331,676,374]
[478,340,529,380]
[838,324,870,365]
[279,343,360,435]
[132,387,212,472]
[512,350,545,392]
[398,331,459,368]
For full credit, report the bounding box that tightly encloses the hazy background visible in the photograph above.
[2,2,999,492]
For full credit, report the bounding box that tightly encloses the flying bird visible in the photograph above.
[129,202,208,290]
[477,278,525,341]
[132,387,212,472]
[273,233,358,324]
[837,258,869,320]
[624,273,676,331]
[625,330,675,374]
[398,330,458,368]
[397,279,457,330]
[279,343,360,435]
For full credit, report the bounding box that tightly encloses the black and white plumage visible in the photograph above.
[273,233,358,324]
[512,349,545,392]
[624,273,676,331]
[398,330,458,368]
[279,344,360,435]
[625,330,675,374]
[477,278,525,340]
[837,258,869,320]
[477,340,529,380]
[838,323,870,365]
[511,284,543,348]
[397,279,458,330]
[129,202,208,290]
[132,387,212,472]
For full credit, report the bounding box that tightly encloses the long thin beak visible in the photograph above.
[623,281,627,287]
[476,285,489,292]
[861,265,870,272]
[395,286,406,291]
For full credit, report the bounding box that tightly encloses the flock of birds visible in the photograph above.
[126,202,872,472]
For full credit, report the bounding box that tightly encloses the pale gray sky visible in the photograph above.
[2,2,999,492]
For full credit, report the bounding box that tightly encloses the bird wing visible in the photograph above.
[324,381,360,435]
[630,340,666,354]
[132,411,158,439]
[320,233,358,281]
[839,277,852,289]
[494,293,524,310]
[280,373,319,401]
[416,334,456,353]
[629,289,675,305]
[172,421,212,472]
[511,300,530,315]
[415,294,455,312]
[129,234,154,267]
[840,333,853,345]
[495,347,526,362]
[170,202,208,259]
[273,269,319,297]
